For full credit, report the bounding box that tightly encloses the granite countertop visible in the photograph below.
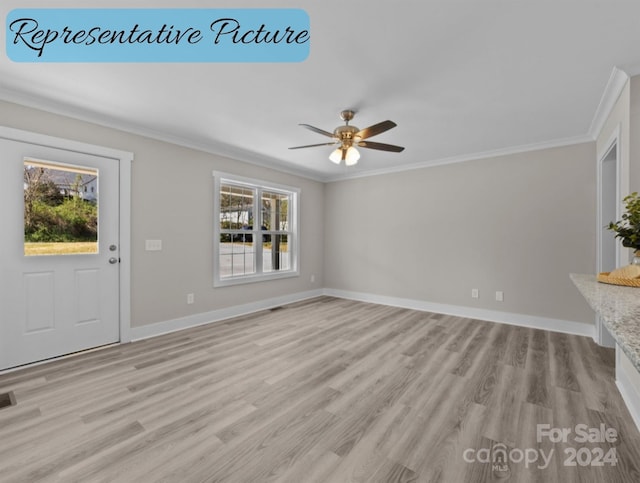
[570,273,640,371]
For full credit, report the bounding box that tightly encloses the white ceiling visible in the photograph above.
[2,1,640,181]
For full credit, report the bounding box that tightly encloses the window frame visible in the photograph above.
[213,171,300,287]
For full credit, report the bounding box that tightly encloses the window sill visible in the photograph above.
[214,269,299,288]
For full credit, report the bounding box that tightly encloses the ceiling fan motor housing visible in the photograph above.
[334,125,360,147]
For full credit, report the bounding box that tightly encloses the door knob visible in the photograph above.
[109,257,119,264]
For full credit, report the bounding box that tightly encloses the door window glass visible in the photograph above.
[23,159,98,256]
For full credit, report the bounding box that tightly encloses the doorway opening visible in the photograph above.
[596,131,620,347]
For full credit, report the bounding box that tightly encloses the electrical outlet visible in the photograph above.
[310,274,315,283]
[471,288,479,299]
[187,293,194,304]
[496,291,504,302]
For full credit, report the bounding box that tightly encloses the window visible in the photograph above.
[213,172,299,286]
[23,159,99,256]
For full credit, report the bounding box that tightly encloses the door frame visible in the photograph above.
[0,125,133,344]
[596,124,622,272]
[595,123,621,347]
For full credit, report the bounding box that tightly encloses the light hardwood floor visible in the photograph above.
[1,296,640,482]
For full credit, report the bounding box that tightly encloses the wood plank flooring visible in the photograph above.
[1,296,640,482]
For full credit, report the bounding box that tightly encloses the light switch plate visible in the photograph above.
[145,239,162,251]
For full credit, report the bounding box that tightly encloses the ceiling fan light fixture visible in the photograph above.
[345,146,360,166]
[291,110,404,165]
[329,148,342,164]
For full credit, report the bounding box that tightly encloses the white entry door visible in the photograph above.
[0,137,121,370]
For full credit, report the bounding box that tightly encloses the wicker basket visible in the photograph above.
[597,272,640,288]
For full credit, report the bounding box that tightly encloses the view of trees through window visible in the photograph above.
[23,160,98,256]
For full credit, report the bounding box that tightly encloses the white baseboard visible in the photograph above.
[129,287,595,344]
[323,288,596,339]
[3,288,598,375]
[129,289,324,341]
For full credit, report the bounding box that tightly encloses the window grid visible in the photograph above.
[214,173,299,286]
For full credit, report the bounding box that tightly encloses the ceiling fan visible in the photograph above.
[289,110,405,166]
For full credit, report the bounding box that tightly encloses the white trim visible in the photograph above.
[595,124,621,347]
[323,288,596,338]
[0,125,134,344]
[213,170,302,194]
[5,287,597,373]
[0,126,133,162]
[130,289,324,341]
[595,124,623,271]
[0,86,594,184]
[126,287,595,342]
[0,86,324,182]
[119,153,133,343]
[0,66,631,184]
[596,122,623,168]
[589,67,630,141]
[616,346,640,432]
[322,134,593,182]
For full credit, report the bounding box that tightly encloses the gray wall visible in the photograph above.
[324,143,597,324]
[1,97,599,329]
[0,100,325,327]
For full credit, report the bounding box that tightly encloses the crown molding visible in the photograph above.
[322,133,594,182]
[0,83,600,185]
[588,66,630,141]
[0,85,326,183]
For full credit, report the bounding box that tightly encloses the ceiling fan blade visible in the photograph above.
[356,120,397,140]
[357,140,405,152]
[289,142,338,150]
[299,124,336,138]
